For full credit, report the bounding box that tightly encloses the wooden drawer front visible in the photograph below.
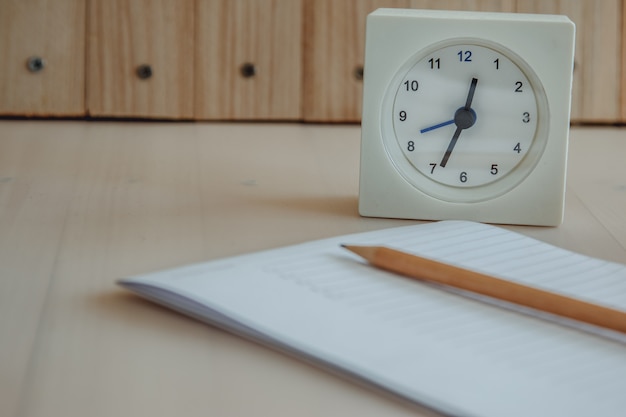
[0,0,85,116]
[87,0,194,119]
[302,0,515,123]
[195,0,303,120]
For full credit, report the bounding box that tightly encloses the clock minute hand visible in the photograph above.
[440,77,478,168]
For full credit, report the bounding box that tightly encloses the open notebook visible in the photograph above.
[119,221,626,417]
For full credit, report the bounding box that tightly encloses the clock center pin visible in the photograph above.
[454,107,477,130]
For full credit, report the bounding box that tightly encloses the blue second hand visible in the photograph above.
[420,119,455,134]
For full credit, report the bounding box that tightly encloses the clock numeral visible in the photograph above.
[407,141,415,152]
[428,58,441,69]
[522,112,530,123]
[515,81,523,92]
[457,50,472,62]
[514,142,522,153]
[399,110,407,121]
[429,163,436,174]
[459,172,468,183]
[404,80,419,91]
[490,164,499,175]
[494,58,499,70]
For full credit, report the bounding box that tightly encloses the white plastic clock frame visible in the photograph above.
[359,8,575,226]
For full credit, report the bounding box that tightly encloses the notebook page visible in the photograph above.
[120,221,626,417]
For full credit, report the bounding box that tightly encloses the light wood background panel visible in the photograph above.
[1,0,625,123]
[86,0,194,119]
[517,0,621,123]
[302,0,516,123]
[303,0,410,123]
[623,1,626,121]
[578,1,621,123]
[0,0,85,116]
[195,0,303,120]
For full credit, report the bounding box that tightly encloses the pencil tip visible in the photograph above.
[340,244,347,248]
[340,244,378,260]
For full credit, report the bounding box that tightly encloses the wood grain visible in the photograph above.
[0,0,623,123]
[0,0,85,116]
[195,0,303,120]
[86,0,194,119]
[622,0,626,122]
[303,0,411,122]
[0,122,87,417]
[302,0,516,122]
[1,121,625,417]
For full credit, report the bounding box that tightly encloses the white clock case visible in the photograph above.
[359,9,575,226]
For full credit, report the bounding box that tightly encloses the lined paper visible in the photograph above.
[120,221,626,417]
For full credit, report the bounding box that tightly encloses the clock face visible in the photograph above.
[385,39,548,202]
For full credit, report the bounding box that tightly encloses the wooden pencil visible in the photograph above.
[341,244,626,335]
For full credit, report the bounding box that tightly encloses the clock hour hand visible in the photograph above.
[464,77,478,109]
[440,78,478,167]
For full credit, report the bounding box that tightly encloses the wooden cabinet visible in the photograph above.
[303,0,620,123]
[302,0,516,122]
[87,0,300,120]
[623,4,626,122]
[86,0,195,119]
[1,0,625,123]
[302,0,410,122]
[0,0,85,116]
[195,0,303,120]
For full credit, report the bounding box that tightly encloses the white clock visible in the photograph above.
[359,9,575,226]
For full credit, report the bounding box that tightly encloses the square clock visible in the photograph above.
[359,8,575,226]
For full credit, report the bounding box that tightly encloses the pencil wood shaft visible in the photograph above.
[342,245,626,335]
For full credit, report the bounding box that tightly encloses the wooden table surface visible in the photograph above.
[1,121,625,417]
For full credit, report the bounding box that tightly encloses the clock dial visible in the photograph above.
[392,42,539,190]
